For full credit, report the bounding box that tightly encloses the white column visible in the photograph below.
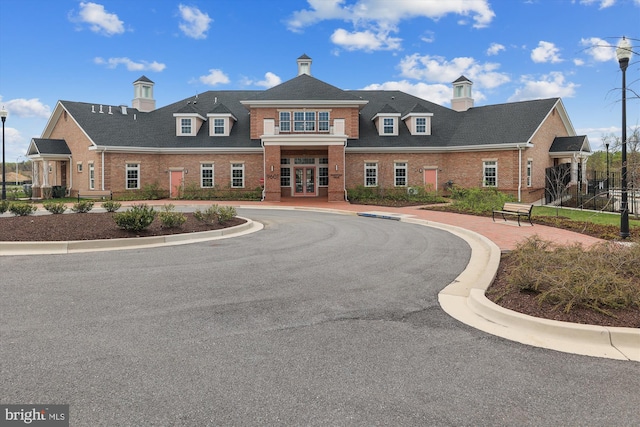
[42,160,50,187]
[570,158,578,185]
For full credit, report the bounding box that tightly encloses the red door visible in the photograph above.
[170,170,184,198]
[423,168,437,192]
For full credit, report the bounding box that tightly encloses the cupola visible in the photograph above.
[132,75,156,112]
[297,54,312,76]
[451,75,473,112]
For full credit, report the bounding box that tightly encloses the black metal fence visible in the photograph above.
[545,167,637,214]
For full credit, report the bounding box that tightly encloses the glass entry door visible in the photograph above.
[294,167,315,196]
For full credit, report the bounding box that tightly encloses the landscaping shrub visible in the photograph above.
[8,202,37,216]
[193,204,237,224]
[158,204,186,228]
[347,185,446,205]
[101,200,122,212]
[113,204,157,232]
[0,200,9,214]
[43,201,67,214]
[141,182,166,200]
[503,236,640,316]
[71,200,94,213]
[449,186,514,214]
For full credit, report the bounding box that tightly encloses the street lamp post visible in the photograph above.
[617,36,632,239]
[0,107,7,201]
[606,142,610,197]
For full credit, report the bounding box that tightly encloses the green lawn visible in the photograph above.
[533,205,640,228]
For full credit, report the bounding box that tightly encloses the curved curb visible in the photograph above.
[0,217,262,255]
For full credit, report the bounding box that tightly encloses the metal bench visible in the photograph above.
[492,202,533,226]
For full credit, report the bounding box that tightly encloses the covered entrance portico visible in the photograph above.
[262,136,347,202]
[27,138,72,199]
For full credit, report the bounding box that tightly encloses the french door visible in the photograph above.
[294,167,316,196]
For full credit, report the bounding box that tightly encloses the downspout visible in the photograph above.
[261,139,266,201]
[101,149,105,191]
[517,144,523,202]
[343,140,349,202]
[68,155,73,194]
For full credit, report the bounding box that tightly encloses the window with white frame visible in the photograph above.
[416,117,427,134]
[213,119,225,135]
[126,163,140,189]
[231,163,244,188]
[201,163,214,188]
[293,112,305,131]
[483,161,497,187]
[318,112,329,132]
[318,166,328,186]
[89,163,95,190]
[527,160,533,187]
[383,118,395,134]
[77,162,83,173]
[365,162,378,187]
[181,118,192,134]
[279,112,291,132]
[280,158,291,186]
[394,162,407,187]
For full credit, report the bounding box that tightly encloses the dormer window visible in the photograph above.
[181,118,192,134]
[383,118,395,134]
[372,105,400,136]
[206,111,237,137]
[401,111,433,135]
[416,117,426,133]
[213,119,225,134]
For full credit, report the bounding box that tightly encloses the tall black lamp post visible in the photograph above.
[617,36,632,239]
[606,142,610,196]
[0,107,7,201]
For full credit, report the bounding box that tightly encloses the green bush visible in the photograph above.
[158,204,186,228]
[71,200,94,213]
[113,204,157,232]
[193,204,237,225]
[503,236,640,316]
[449,187,514,214]
[9,202,37,216]
[43,201,67,214]
[347,185,446,205]
[141,182,166,200]
[0,200,9,214]
[101,200,122,212]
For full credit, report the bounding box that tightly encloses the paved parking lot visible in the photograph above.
[1,209,638,426]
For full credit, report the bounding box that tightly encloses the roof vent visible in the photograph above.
[91,105,96,113]
[108,106,113,115]
[99,105,104,114]
[120,105,128,115]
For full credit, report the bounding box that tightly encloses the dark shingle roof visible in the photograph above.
[30,138,71,155]
[550,136,589,152]
[250,74,364,102]
[134,75,154,84]
[453,75,472,84]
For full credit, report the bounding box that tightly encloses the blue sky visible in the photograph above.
[0,0,638,163]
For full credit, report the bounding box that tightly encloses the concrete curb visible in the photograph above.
[0,217,262,255]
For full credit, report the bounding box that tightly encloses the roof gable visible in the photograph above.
[248,74,365,103]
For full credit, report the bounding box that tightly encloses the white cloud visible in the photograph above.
[579,37,616,62]
[574,58,585,66]
[178,4,212,39]
[330,28,402,51]
[2,98,51,119]
[578,0,616,8]
[362,80,453,105]
[198,69,230,86]
[531,41,563,63]
[287,0,496,44]
[398,54,510,89]
[243,72,282,88]
[72,2,125,36]
[486,43,505,56]
[94,57,166,72]
[508,72,578,102]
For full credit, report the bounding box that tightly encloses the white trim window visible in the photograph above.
[483,161,497,187]
[201,163,214,188]
[394,162,407,187]
[383,118,395,134]
[180,118,192,134]
[527,160,533,187]
[365,162,378,187]
[88,162,95,190]
[213,119,225,135]
[318,112,330,132]
[318,166,329,186]
[231,163,244,188]
[126,163,140,189]
[279,112,291,132]
[416,117,427,134]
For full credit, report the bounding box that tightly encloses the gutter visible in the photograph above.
[344,139,349,202]
[518,144,524,202]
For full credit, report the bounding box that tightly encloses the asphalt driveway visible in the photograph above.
[1,209,638,426]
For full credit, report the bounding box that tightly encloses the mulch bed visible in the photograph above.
[0,212,246,241]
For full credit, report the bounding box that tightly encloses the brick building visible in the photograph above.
[27,55,591,203]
